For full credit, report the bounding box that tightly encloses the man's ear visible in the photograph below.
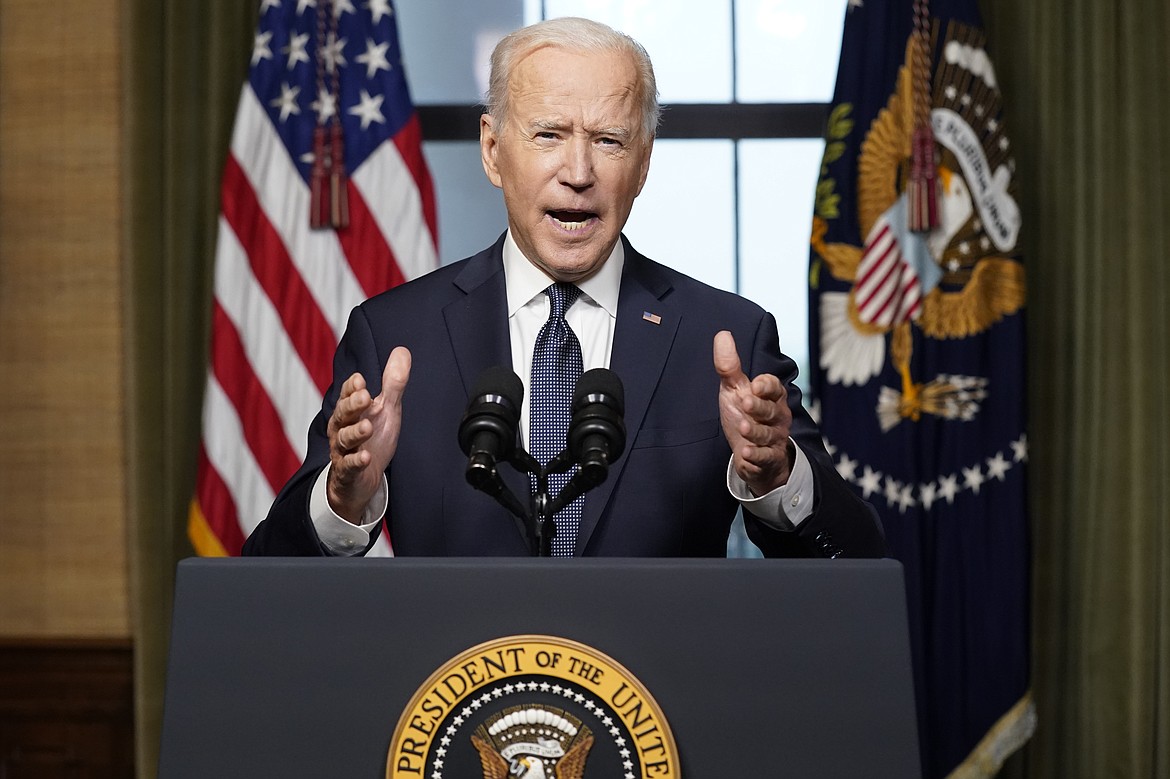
[480,114,503,189]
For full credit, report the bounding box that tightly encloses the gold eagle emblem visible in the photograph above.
[812,20,1026,429]
[471,706,594,779]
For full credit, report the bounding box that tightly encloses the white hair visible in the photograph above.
[485,17,661,143]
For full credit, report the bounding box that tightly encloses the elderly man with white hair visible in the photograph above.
[244,16,885,560]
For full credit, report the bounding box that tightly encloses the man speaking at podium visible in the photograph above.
[243,17,885,560]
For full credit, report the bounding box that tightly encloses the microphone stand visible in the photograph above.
[532,472,554,557]
[467,444,577,558]
[526,452,575,558]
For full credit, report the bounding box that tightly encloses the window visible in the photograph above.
[395,0,845,557]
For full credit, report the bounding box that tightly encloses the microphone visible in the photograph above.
[458,366,523,489]
[569,368,626,483]
[546,369,626,516]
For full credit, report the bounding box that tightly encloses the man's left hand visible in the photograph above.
[713,330,795,496]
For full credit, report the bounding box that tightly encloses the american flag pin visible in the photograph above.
[642,311,662,325]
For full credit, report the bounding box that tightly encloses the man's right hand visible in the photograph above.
[325,346,412,523]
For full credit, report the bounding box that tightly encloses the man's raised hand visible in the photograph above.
[713,330,794,496]
[326,346,411,522]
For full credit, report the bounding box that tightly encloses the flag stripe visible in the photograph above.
[855,217,930,328]
[858,255,903,322]
[209,301,302,491]
[354,130,439,283]
[213,216,319,460]
[220,153,337,394]
[336,180,407,298]
[856,223,895,288]
[202,374,277,539]
[391,114,439,251]
[193,447,246,557]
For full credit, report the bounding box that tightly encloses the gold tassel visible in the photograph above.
[907,125,938,232]
[310,126,328,229]
[309,0,348,230]
[329,122,349,228]
[907,0,938,233]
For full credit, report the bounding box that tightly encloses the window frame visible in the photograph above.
[417,103,829,141]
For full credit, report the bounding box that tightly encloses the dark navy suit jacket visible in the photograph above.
[243,235,885,558]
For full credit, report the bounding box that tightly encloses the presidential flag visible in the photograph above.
[809,0,1033,776]
[189,0,437,557]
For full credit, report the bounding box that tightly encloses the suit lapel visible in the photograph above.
[442,238,534,550]
[443,236,512,397]
[576,242,678,554]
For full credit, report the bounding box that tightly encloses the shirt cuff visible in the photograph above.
[726,439,815,530]
[308,464,389,556]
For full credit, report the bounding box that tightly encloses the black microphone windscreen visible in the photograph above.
[573,368,624,413]
[470,366,523,416]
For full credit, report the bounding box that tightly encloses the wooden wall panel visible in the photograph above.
[0,0,129,638]
[0,640,134,777]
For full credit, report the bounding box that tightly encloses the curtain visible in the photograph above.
[123,1,254,774]
[984,0,1170,776]
[123,0,1170,776]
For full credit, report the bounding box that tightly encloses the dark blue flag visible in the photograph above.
[809,1,1033,776]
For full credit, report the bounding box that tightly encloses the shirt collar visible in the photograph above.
[503,230,624,318]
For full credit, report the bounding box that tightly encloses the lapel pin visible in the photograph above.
[642,311,662,325]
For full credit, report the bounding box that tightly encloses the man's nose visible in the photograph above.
[558,137,594,189]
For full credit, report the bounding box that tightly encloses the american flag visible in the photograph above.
[189,0,437,556]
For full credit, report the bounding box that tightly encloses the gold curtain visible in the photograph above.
[123,1,254,774]
[123,0,1170,776]
[984,0,1170,776]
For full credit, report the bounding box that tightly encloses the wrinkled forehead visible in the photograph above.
[505,45,644,128]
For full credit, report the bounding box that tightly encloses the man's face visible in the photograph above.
[480,45,653,283]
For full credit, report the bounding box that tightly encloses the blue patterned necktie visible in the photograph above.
[530,282,584,556]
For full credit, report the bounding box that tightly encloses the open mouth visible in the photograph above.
[548,210,597,231]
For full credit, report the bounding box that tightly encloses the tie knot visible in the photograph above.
[545,283,582,320]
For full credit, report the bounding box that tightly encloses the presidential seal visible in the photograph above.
[812,18,1026,432]
[386,635,678,779]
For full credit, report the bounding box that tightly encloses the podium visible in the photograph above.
[159,558,920,777]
